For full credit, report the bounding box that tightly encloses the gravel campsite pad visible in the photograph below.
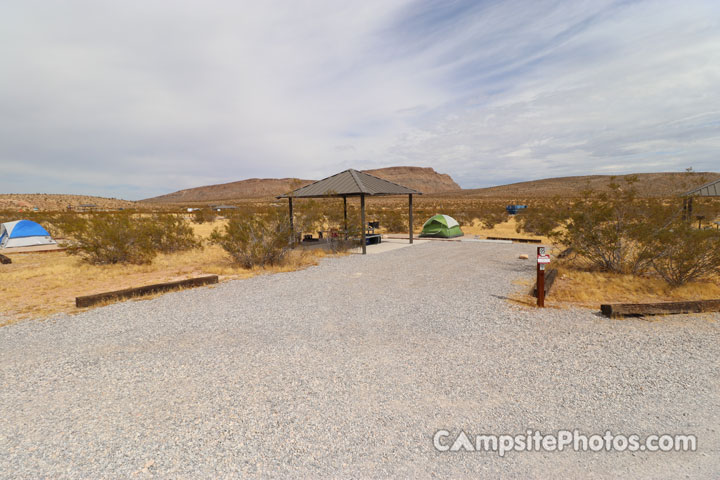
[1,242,718,478]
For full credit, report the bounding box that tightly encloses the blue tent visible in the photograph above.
[0,220,56,248]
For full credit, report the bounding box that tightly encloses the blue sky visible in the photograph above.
[1,0,719,199]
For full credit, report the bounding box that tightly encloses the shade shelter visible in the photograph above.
[682,177,720,220]
[278,169,421,254]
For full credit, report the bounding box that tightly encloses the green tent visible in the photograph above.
[419,214,463,238]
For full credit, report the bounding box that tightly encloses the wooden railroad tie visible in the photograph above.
[601,299,720,318]
[76,275,219,308]
[486,236,542,244]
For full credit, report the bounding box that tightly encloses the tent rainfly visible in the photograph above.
[0,220,57,249]
[278,169,421,254]
[419,214,463,238]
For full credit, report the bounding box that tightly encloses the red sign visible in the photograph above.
[537,254,551,264]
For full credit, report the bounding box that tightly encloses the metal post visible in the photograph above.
[343,195,348,239]
[537,246,545,308]
[360,194,366,255]
[408,194,413,244]
[288,197,294,243]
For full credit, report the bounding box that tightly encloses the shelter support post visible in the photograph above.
[343,195,348,239]
[683,196,694,221]
[360,194,366,255]
[288,197,294,243]
[408,194,413,244]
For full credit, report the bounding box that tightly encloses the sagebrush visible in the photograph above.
[211,210,292,268]
[64,213,199,264]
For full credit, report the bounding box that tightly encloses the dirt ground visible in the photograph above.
[0,220,324,324]
[2,217,717,324]
[2,241,718,478]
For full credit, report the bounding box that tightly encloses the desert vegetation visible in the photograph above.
[511,177,720,287]
[60,213,201,265]
[0,209,326,322]
[2,172,719,321]
[210,210,293,268]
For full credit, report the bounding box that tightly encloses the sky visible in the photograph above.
[1,0,719,200]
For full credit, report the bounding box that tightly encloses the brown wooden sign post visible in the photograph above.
[537,246,550,308]
[408,194,413,244]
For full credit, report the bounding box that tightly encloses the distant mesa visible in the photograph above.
[141,166,462,203]
[141,178,315,204]
[5,170,716,211]
[459,172,720,198]
[362,167,461,194]
[0,194,136,212]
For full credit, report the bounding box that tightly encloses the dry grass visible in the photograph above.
[510,257,720,310]
[462,217,553,244]
[0,219,328,325]
[548,266,720,308]
[382,217,551,243]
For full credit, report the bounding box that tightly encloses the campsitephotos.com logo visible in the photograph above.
[433,429,697,457]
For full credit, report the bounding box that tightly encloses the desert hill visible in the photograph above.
[142,166,461,203]
[362,167,460,193]
[457,172,720,199]
[5,171,715,211]
[142,178,314,204]
[0,194,136,212]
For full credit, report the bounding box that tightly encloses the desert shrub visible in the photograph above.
[325,223,362,253]
[0,210,15,224]
[192,208,217,224]
[146,214,201,253]
[550,177,720,286]
[293,199,325,236]
[64,213,199,264]
[650,222,720,286]
[64,214,157,264]
[515,198,569,236]
[40,213,88,238]
[552,177,661,274]
[451,210,473,227]
[689,197,720,227]
[475,205,507,229]
[378,209,406,232]
[211,210,292,268]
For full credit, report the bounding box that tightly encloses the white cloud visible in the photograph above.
[0,0,718,198]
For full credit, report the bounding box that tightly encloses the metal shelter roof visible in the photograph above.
[278,169,421,198]
[684,177,720,197]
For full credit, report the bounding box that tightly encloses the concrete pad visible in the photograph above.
[0,244,65,254]
[350,237,430,255]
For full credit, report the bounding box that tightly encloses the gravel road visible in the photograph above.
[1,242,718,478]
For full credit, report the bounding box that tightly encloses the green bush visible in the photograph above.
[650,222,720,286]
[146,214,201,253]
[514,199,569,236]
[211,210,292,268]
[378,210,406,233]
[293,199,325,236]
[325,224,361,253]
[192,208,217,224]
[537,177,720,286]
[65,214,157,265]
[41,213,88,238]
[64,213,199,265]
[553,177,659,274]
